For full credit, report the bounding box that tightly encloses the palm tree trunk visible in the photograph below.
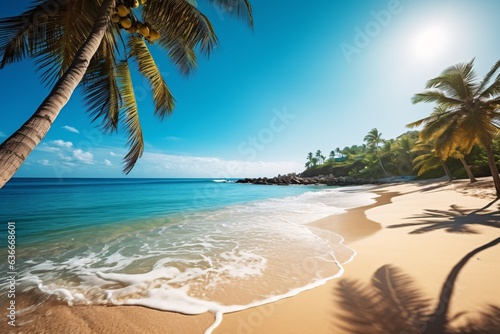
[459,157,477,183]
[378,155,389,177]
[0,0,116,188]
[484,142,500,197]
[441,161,453,182]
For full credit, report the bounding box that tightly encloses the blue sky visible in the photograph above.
[1,0,500,178]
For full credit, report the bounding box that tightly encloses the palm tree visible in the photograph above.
[0,0,253,188]
[408,107,477,183]
[412,140,453,182]
[410,59,500,196]
[449,148,477,183]
[328,150,335,163]
[391,132,417,176]
[315,149,323,165]
[364,128,389,177]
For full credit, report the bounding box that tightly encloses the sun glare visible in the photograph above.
[411,24,450,62]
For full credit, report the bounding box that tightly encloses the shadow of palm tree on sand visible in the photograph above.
[387,201,500,234]
[334,237,500,334]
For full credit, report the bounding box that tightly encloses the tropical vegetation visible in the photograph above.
[303,128,499,186]
[304,59,500,196]
[0,0,253,188]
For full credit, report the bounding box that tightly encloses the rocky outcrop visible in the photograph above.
[236,173,378,186]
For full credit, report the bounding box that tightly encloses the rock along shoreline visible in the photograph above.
[235,173,379,187]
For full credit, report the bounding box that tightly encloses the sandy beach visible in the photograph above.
[3,179,499,334]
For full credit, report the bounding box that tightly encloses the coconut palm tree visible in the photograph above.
[410,59,500,196]
[391,132,417,176]
[0,0,253,188]
[364,128,389,177]
[412,140,453,182]
[328,150,335,163]
[408,107,477,183]
[449,148,477,183]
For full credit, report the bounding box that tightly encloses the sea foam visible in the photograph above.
[3,185,377,333]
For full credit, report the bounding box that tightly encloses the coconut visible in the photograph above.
[120,18,132,29]
[111,14,120,23]
[116,4,130,17]
[138,24,150,37]
[126,24,138,33]
[149,29,160,41]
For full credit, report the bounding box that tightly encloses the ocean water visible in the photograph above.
[0,178,377,333]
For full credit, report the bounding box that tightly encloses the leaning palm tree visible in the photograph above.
[364,128,389,177]
[410,59,500,196]
[412,140,453,182]
[0,0,253,188]
[449,148,477,183]
[408,106,477,183]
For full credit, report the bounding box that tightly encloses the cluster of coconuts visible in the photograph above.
[111,0,160,43]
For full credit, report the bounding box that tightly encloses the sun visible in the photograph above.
[411,24,450,61]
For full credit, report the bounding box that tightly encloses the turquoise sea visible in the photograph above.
[0,178,376,332]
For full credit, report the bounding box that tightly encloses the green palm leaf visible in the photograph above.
[129,35,174,118]
[207,0,254,27]
[478,60,500,99]
[411,90,462,107]
[82,26,122,132]
[143,0,218,74]
[116,60,144,174]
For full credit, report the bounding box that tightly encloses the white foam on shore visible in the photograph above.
[9,186,376,333]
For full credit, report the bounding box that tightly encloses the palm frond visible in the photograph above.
[82,25,122,132]
[411,90,462,107]
[0,0,100,86]
[129,35,174,118]
[116,60,144,174]
[142,0,218,74]
[206,0,254,27]
[478,62,500,100]
[0,0,59,68]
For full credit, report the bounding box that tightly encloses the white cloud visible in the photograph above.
[51,140,73,148]
[137,152,303,178]
[38,159,51,166]
[110,151,118,157]
[62,125,80,134]
[0,131,6,138]
[58,154,73,162]
[37,144,61,153]
[104,159,113,167]
[73,149,94,164]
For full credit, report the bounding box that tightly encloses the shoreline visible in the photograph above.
[2,179,499,333]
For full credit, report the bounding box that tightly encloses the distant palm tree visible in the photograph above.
[335,147,345,161]
[305,152,314,169]
[392,133,417,175]
[315,149,323,164]
[0,0,253,188]
[408,107,477,183]
[364,128,389,177]
[410,59,500,196]
[328,150,335,162]
[412,140,453,182]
